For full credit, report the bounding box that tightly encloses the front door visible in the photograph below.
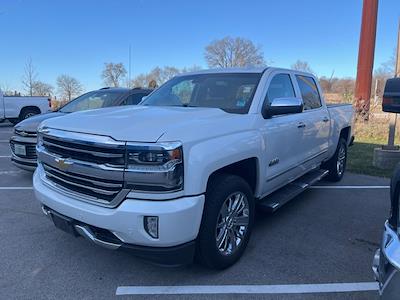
[259,72,307,195]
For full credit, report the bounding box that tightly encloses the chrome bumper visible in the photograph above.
[9,135,38,171]
[373,222,400,298]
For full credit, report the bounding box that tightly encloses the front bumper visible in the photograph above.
[9,135,37,171]
[41,205,196,265]
[33,167,205,250]
[373,222,400,298]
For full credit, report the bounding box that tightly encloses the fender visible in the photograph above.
[183,130,263,197]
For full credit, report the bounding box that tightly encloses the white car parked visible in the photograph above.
[0,90,51,125]
[33,68,354,269]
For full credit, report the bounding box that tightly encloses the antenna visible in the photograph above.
[129,44,132,88]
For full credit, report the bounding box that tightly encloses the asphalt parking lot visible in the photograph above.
[0,121,389,299]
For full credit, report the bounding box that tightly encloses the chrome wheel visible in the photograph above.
[215,192,249,256]
[336,144,346,176]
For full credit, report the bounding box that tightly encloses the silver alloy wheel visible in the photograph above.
[215,191,249,256]
[336,144,346,176]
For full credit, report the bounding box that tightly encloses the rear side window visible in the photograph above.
[124,93,148,105]
[296,75,322,110]
[266,74,295,103]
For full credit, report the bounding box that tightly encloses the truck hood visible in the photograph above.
[15,112,66,133]
[41,106,255,143]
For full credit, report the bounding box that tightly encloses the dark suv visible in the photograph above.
[10,87,152,171]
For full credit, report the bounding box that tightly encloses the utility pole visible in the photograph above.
[354,0,379,118]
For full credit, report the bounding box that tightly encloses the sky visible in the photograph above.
[0,0,399,93]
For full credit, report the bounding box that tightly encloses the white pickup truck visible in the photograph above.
[0,90,51,124]
[33,68,354,269]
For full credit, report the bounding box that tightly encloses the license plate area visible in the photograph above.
[14,144,26,156]
[50,211,79,237]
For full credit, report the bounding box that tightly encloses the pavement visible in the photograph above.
[0,121,389,299]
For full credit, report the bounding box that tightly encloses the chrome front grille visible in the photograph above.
[15,129,37,138]
[43,163,123,202]
[10,140,37,159]
[42,135,125,166]
[37,128,127,206]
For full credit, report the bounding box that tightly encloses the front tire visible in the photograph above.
[324,138,347,182]
[196,174,254,269]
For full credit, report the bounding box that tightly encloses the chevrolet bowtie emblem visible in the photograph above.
[55,158,73,171]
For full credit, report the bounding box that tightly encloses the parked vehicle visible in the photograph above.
[10,87,152,170]
[33,68,354,269]
[0,90,51,125]
[382,77,400,113]
[373,78,400,298]
[373,164,400,299]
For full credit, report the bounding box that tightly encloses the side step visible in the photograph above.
[258,169,329,212]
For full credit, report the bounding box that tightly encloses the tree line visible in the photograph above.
[0,36,395,103]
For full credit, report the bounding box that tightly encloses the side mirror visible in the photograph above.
[263,97,303,118]
[383,78,400,113]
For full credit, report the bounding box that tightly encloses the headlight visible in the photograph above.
[125,142,183,192]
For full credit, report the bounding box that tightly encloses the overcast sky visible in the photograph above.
[0,0,398,92]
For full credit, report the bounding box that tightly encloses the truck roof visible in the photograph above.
[177,67,315,77]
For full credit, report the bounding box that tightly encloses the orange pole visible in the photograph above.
[355,0,379,115]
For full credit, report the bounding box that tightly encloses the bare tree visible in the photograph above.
[101,63,127,87]
[204,36,265,68]
[32,81,54,96]
[291,60,315,74]
[373,51,397,98]
[0,83,15,96]
[22,58,38,96]
[131,66,177,87]
[56,75,83,101]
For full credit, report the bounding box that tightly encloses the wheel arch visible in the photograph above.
[205,157,260,197]
[19,106,41,119]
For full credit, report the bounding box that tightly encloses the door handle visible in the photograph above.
[297,122,306,128]
[322,117,329,122]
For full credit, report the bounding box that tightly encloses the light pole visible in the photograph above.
[354,0,379,119]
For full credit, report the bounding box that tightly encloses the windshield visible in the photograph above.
[141,73,262,114]
[59,90,125,113]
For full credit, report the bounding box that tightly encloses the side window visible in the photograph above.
[124,93,147,105]
[266,74,295,103]
[296,75,322,110]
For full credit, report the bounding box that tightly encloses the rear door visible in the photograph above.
[294,75,330,171]
[260,71,308,195]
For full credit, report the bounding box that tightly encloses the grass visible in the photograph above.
[347,109,399,178]
[347,142,393,178]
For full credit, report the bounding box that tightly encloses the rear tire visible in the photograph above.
[196,174,254,269]
[20,108,39,121]
[323,138,347,182]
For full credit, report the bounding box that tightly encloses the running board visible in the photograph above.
[258,169,329,212]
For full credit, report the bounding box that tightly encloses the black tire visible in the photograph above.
[323,138,347,182]
[196,174,255,269]
[20,108,39,121]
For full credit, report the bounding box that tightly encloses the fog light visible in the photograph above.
[144,216,159,239]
